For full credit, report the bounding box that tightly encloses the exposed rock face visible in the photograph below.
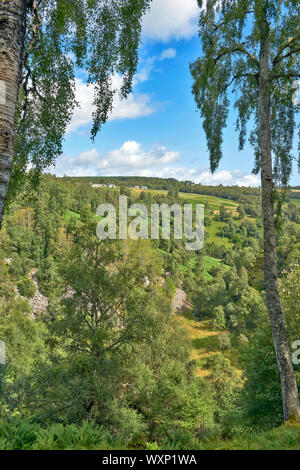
[172,288,187,314]
[28,269,48,319]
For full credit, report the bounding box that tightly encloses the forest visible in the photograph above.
[0,0,300,454]
[0,175,299,450]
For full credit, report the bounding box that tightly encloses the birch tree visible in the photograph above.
[0,0,151,227]
[190,0,300,422]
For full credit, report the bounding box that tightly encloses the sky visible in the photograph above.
[52,0,299,187]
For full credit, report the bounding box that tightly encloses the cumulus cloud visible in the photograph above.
[52,141,259,187]
[67,48,176,134]
[142,0,199,42]
[130,167,260,187]
[53,141,181,176]
[67,76,155,134]
[160,48,177,60]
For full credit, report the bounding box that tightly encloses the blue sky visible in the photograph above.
[52,0,299,187]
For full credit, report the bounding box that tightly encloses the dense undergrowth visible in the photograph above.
[1,417,300,450]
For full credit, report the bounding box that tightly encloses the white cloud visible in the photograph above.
[53,141,181,176]
[194,170,235,185]
[129,167,259,187]
[67,76,155,134]
[52,141,260,187]
[134,47,177,84]
[142,0,199,42]
[160,48,177,60]
[67,48,176,134]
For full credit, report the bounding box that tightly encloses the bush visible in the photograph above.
[211,306,226,330]
[164,277,176,296]
[160,428,201,450]
[218,333,231,351]
[240,319,283,428]
[18,277,36,298]
[238,334,249,347]
[9,255,32,278]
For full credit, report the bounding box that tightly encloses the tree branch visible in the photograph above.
[272,72,300,80]
[221,72,259,92]
[273,36,300,67]
[23,0,43,65]
[21,0,45,119]
[214,44,260,67]
[274,48,300,65]
[210,10,255,32]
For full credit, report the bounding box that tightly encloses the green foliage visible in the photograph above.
[160,428,203,450]
[9,254,33,278]
[206,354,241,426]
[197,423,300,450]
[1,175,299,448]
[240,266,300,429]
[0,296,46,380]
[12,0,152,198]
[240,318,284,428]
[218,333,231,351]
[17,276,36,298]
[0,417,39,450]
[1,416,300,450]
[0,417,116,450]
[211,306,226,330]
[190,0,300,185]
[37,257,61,296]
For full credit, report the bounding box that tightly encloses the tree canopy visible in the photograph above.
[11,0,152,192]
[190,0,300,186]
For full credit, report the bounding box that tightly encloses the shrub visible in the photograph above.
[160,428,200,450]
[240,319,283,428]
[218,333,231,351]
[9,255,32,278]
[18,277,36,298]
[238,334,249,347]
[211,306,226,330]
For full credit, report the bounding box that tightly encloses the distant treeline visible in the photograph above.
[60,175,299,202]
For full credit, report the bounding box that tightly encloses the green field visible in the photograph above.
[289,198,300,206]
[179,192,238,212]
[132,188,239,212]
[202,256,230,278]
[64,210,80,222]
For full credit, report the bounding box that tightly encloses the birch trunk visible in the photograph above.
[259,19,300,422]
[0,0,26,227]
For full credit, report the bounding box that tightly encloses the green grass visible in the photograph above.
[64,210,80,222]
[288,198,300,206]
[132,188,239,212]
[202,256,230,280]
[205,220,233,248]
[179,192,238,212]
